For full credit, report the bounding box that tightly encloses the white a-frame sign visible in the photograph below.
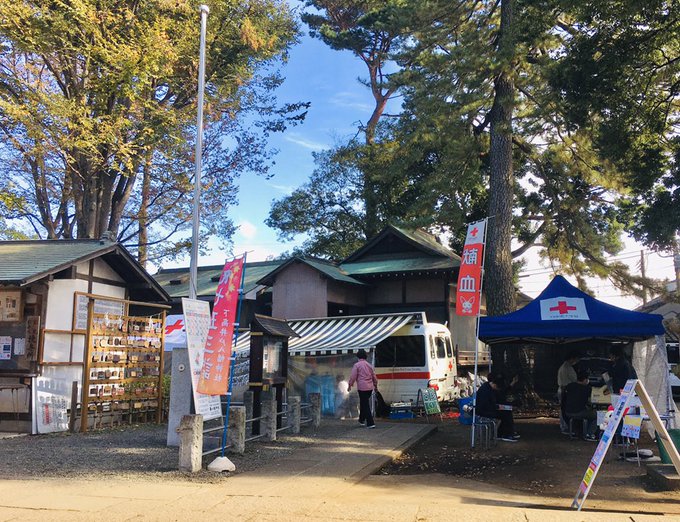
[572,379,680,511]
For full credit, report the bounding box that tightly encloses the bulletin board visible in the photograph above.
[0,289,22,322]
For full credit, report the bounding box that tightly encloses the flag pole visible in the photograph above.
[219,252,248,458]
[470,218,489,448]
[189,4,210,300]
[207,253,247,472]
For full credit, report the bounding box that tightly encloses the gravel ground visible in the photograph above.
[0,420,350,483]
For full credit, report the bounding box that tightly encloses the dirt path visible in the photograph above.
[378,417,680,515]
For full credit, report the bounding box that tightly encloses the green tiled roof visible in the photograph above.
[0,239,117,284]
[155,260,283,298]
[341,256,458,275]
[300,258,365,285]
[342,224,459,263]
[255,257,365,286]
[390,225,458,259]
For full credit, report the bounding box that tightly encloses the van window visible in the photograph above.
[375,336,426,367]
[445,337,453,358]
[429,336,436,359]
[436,337,446,359]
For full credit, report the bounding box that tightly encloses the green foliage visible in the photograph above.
[0,0,305,261]
[266,146,366,260]
[270,0,679,305]
[544,0,680,250]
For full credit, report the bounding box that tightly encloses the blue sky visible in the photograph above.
[163,6,676,309]
[218,29,372,263]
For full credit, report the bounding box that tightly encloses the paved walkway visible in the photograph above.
[0,421,677,521]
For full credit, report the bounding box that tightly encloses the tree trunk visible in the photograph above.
[361,64,391,239]
[486,0,517,375]
[138,153,152,267]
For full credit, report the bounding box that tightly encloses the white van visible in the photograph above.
[374,321,458,404]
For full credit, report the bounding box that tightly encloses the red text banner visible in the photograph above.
[455,220,486,317]
[197,257,244,395]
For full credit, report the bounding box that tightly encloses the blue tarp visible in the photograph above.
[479,276,665,344]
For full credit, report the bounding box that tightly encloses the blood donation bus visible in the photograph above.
[374,320,458,405]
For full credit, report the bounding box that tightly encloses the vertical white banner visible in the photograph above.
[181,298,222,420]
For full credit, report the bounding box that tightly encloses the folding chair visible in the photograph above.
[473,416,498,449]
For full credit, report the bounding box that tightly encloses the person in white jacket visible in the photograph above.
[557,351,579,434]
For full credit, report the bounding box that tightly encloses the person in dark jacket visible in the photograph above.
[609,345,637,393]
[475,372,517,442]
[564,370,598,441]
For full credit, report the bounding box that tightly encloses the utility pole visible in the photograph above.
[640,250,648,304]
[673,235,680,301]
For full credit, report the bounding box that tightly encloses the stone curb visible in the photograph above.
[347,423,438,483]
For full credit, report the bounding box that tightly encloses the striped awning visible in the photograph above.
[234,312,422,356]
[287,312,419,356]
[234,331,251,354]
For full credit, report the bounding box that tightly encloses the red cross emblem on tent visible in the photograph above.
[540,296,589,321]
[550,301,577,315]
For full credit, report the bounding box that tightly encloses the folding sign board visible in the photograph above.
[181,298,222,421]
[572,379,680,511]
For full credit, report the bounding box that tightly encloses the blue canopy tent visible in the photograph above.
[479,275,665,344]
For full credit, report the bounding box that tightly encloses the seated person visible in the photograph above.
[564,370,598,441]
[476,372,518,442]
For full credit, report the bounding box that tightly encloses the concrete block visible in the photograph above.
[167,348,192,447]
[647,464,680,490]
[227,406,246,454]
[261,390,277,441]
[177,414,203,473]
[287,396,301,434]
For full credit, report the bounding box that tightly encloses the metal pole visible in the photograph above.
[189,4,210,300]
[471,218,489,448]
[220,253,248,457]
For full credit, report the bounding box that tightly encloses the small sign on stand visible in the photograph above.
[416,388,442,422]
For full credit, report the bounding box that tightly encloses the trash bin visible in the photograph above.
[656,429,680,464]
[458,396,474,425]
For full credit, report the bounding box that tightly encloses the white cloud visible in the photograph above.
[269,182,295,195]
[330,91,373,112]
[284,133,329,151]
[237,220,257,239]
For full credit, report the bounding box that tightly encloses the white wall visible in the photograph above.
[38,262,131,433]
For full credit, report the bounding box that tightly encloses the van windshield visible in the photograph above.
[445,337,453,358]
[436,337,446,359]
[375,336,426,367]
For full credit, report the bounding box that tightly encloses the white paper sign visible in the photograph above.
[74,294,125,331]
[0,336,11,360]
[181,298,222,421]
[13,338,25,356]
[35,365,83,433]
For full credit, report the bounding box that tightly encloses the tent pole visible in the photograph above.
[371,348,376,418]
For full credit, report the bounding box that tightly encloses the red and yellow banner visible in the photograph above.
[455,219,487,317]
[196,256,244,395]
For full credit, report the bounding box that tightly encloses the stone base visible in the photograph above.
[207,456,235,473]
[647,464,680,491]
